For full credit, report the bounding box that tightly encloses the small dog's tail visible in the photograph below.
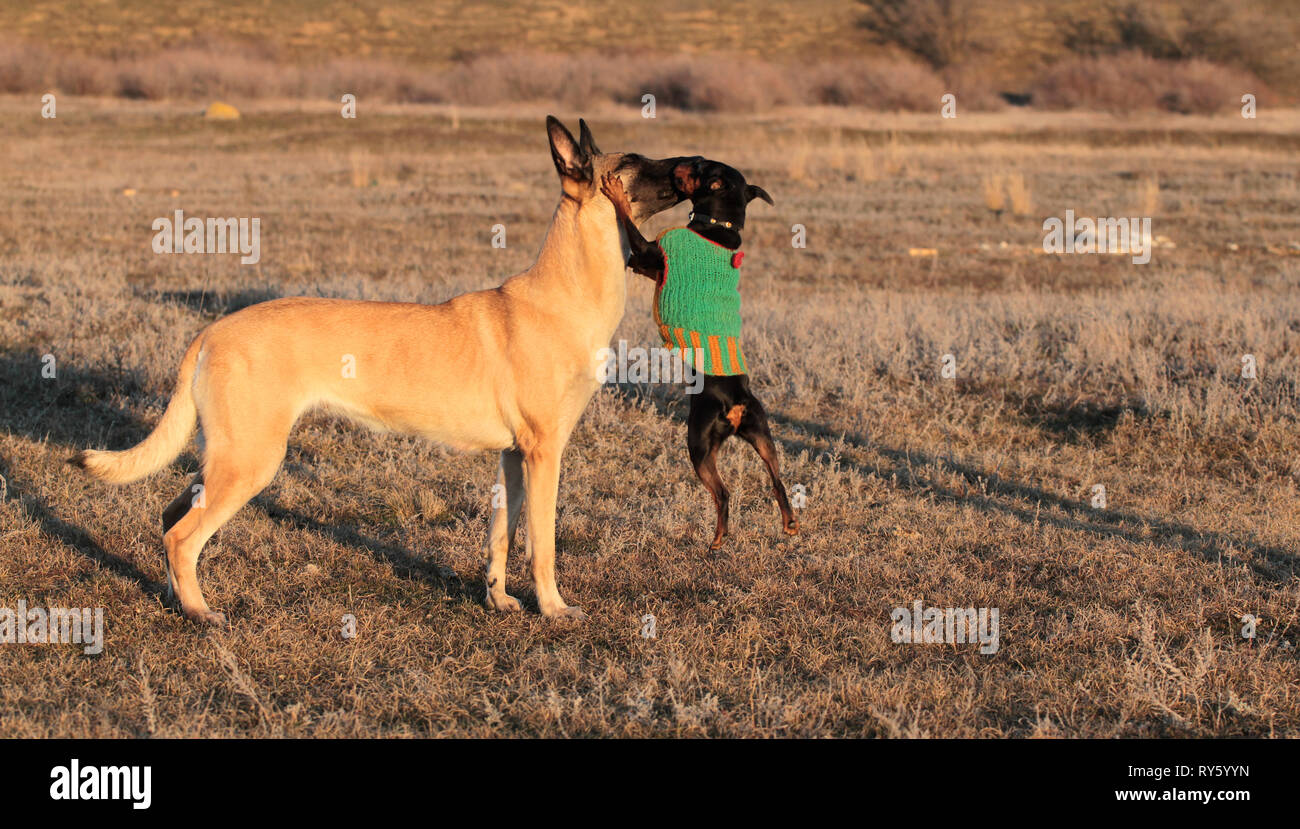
[69,336,203,484]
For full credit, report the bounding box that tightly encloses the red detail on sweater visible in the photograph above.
[731,251,744,268]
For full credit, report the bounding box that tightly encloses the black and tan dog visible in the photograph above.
[602,159,799,549]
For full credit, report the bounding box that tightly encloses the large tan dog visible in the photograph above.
[72,117,695,624]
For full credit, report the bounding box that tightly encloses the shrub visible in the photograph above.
[1030,51,1263,114]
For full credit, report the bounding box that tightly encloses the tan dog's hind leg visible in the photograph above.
[163,409,291,625]
[484,448,525,612]
[523,441,585,620]
[161,473,204,603]
[164,504,224,625]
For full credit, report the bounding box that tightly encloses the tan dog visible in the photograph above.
[71,117,696,624]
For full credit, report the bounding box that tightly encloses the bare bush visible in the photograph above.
[805,57,948,110]
[0,40,52,94]
[856,0,991,69]
[0,36,1273,115]
[1030,52,1264,114]
[1052,0,1297,92]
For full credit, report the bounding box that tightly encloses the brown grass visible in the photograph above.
[0,39,967,113]
[1,101,1298,736]
[1138,175,1160,217]
[982,173,1006,213]
[980,172,1032,216]
[5,0,1298,107]
[0,35,1281,115]
[856,0,1298,97]
[1006,173,1032,216]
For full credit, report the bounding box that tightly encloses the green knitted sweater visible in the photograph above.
[654,228,748,376]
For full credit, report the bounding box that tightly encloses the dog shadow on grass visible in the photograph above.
[610,382,1297,585]
[7,335,1291,619]
[0,348,165,599]
[250,495,468,604]
[0,346,465,614]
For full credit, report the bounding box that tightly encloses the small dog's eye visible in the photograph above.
[709,180,723,190]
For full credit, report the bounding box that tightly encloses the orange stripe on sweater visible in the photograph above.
[708,336,724,374]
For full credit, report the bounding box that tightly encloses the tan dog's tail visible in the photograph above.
[69,336,202,484]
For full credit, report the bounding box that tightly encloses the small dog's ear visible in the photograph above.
[745,184,774,206]
[673,160,701,196]
[578,119,601,156]
[546,116,592,182]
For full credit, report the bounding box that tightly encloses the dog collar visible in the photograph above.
[689,212,740,230]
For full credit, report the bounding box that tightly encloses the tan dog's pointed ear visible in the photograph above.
[745,185,774,206]
[578,119,601,156]
[546,116,592,182]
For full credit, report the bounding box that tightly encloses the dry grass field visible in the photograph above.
[1,96,1299,737]
[2,0,864,63]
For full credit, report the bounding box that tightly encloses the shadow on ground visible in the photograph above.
[0,348,165,600]
[608,382,1298,584]
[0,345,468,616]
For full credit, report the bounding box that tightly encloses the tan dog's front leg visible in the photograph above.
[484,449,525,612]
[523,443,586,620]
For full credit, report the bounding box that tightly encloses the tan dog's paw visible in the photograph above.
[486,592,523,613]
[543,605,588,622]
[188,609,229,627]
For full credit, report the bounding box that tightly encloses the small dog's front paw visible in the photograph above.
[600,173,627,205]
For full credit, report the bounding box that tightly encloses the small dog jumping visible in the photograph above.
[601,159,799,549]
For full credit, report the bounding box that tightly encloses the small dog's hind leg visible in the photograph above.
[691,443,730,550]
[687,398,732,550]
[735,397,799,536]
